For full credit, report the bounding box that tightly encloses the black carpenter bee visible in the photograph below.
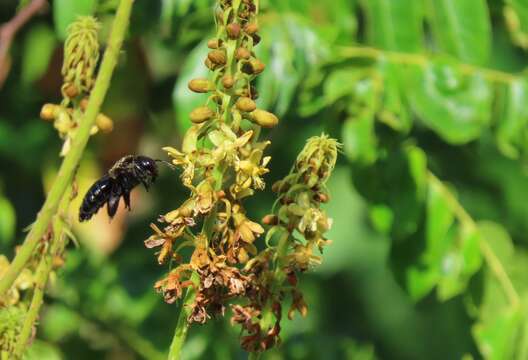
[79,155,160,222]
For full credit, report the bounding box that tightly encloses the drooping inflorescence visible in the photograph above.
[39,16,113,156]
[146,0,339,354]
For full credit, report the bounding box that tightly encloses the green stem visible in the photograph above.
[13,187,73,358]
[168,272,198,360]
[0,0,134,296]
[252,231,290,355]
[337,45,519,84]
[427,171,520,308]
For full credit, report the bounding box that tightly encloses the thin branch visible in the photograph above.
[337,45,519,84]
[0,0,48,88]
[427,171,521,308]
[0,0,134,297]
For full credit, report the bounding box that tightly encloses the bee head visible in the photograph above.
[135,156,158,177]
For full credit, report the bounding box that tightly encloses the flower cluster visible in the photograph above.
[0,255,34,355]
[146,0,339,355]
[232,134,340,352]
[39,16,113,155]
[146,0,278,325]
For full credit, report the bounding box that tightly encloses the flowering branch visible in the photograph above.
[0,0,133,297]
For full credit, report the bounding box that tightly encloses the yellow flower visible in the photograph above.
[209,125,253,164]
[235,148,271,191]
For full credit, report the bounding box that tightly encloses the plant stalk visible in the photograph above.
[12,186,73,358]
[0,0,134,296]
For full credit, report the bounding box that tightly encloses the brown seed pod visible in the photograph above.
[235,47,251,60]
[222,75,235,89]
[208,50,227,65]
[244,23,259,35]
[190,106,215,124]
[250,109,279,128]
[79,97,89,111]
[226,23,241,39]
[236,97,257,112]
[188,78,214,93]
[40,103,59,121]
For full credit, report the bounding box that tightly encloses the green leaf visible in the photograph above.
[257,14,328,116]
[504,0,528,49]
[360,0,423,52]
[53,0,96,40]
[25,340,63,360]
[21,23,56,85]
[172,40,209,134]
[0,195,16,247]
[425,0,491,65]
[377,62,412,133]
[495,79,528,159]
[408,61,493,144]
[342,115,377,165]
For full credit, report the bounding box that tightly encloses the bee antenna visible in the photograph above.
[155,159,176,170]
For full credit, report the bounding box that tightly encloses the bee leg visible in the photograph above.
[123,190,131,210]
[107,193,121,218]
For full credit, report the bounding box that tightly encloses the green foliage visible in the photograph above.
[2,0,528,359]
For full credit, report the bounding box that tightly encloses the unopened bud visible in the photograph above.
[188,78,214,93]
[236,97,256,112]
[208,50,226,65]
[95,113,113,133]
[222,75,235,89]
[207,39,220,49]
[244,23,259,35]
[63,83,79,98]
[79,97,89,111]
[226,23,241,39]
[204,58,216,70]
[190,106,214,124]
[262,214,278,225]
[250,109,279,128]
[235,47,251,60]
[40,103,59,121]
[250,59,265,74]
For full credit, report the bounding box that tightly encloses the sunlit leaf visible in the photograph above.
[360,0,423,52]
[408,61,493,144]
[425,0,491,65]
[504,0,528,49]
[495,79,528,159]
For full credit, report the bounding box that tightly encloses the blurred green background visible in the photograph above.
[1,0,528,359]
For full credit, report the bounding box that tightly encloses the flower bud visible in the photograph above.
[262,214,278,225]
[40,103,59,121]
[250,109,279,128]
[204,58,216,70]
[79,97,89,111]
[226,23,241,39]
[244,23,259,35]
[235,47,251,60]
[208,50,226,65]
[63,83,79,98]
[236,97,256,112]
[190,106,214,124]
[207,39,220,49]
[250,59,265,74]
[95,113,113,133]
[222,75,235,89]
[188,78,214,93]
